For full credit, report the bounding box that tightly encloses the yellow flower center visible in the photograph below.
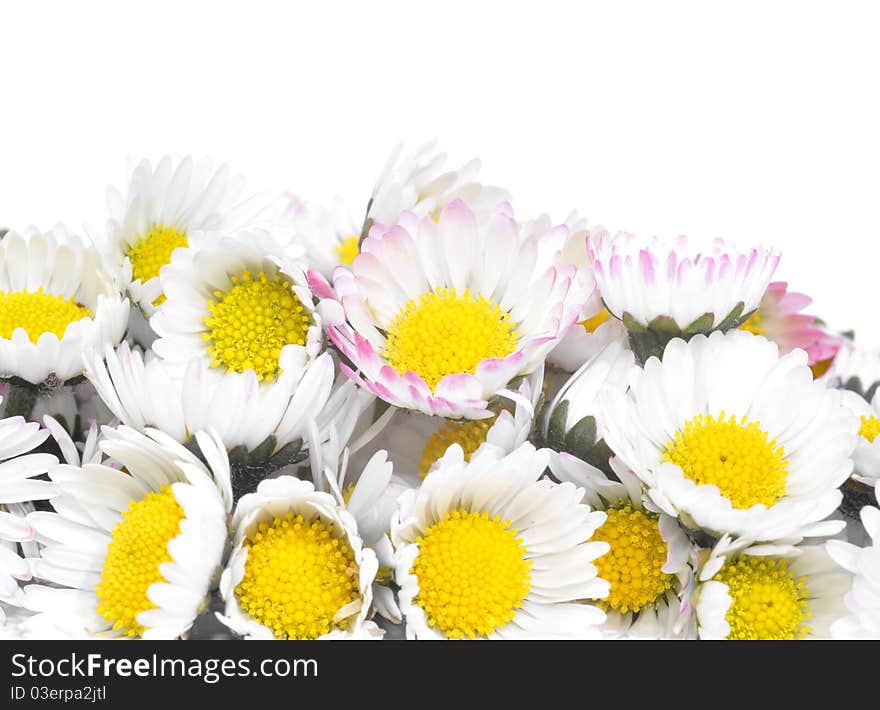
[127,224,189,305]
[236,513,360,640]
[664,413,787,509]
[95,486,184,637]
[859,415,880,443]
[0,288,92,343]
[738,311,765,336]
[714,556,812,640]
[591,505,674,614]
[202,270,311,382]
[383,287,518,391]
[579,308,611,333]
[333,236,360,266]
[418,417,495,478]
[412,508,531,639]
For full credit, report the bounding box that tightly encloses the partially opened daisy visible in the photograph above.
[152,233,323,382]
[83,343,342,497]
[0,227,128,386]
[551,456,695,639]
[103,155,278,317]
[603,330,857,542]
[319,200,588,419]
[542,340,636,474]
[392,442,609,639]
[26,426,231,639]
[738,281,842,377]
[694,539,851,640]
[0,410,56,620]
[826,505,880,639]
[367,140,509,228]
[217,475,382,640]
[362,365,543,488]
[588,230,778,361]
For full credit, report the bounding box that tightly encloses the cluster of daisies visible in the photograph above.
[0,142,878,641]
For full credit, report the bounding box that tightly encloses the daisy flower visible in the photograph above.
[306,422,405,623]
[151,234,323,382]
[282,197,364,278]
[551,456,695,638]
[841,390,880,487]
[738,281,842,376]
[826,504,880,639]
[318,200,589,419]
[694,538,851,639]
[524,212,629,372]
[360,365,543,488]
[0,227,129,386]
[25,426,231,639]
[603,330,857,542]
[216,475,382,640]
[391,442,609,639]
[0,410,56,621]
[82,343,348,497]
[367,139,509,228]
[542,340,636,474]
[587,230,778,361]
[102,155,278,318]
[830,344,880,401]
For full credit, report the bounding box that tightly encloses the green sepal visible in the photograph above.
[564,415,599,461]
[546,400,570,451]
[682,312,715,335]
[647,314,681,336]
[621,312,646,333]
[713,302,746,332]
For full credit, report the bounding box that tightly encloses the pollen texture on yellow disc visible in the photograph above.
[579,307,611,333]
[418,417,495,478]
[95,485,184,638]
[128,224,188,285]
[859,415,880,443]
[202,270,310,381]
[664,413,788,509]
[235,513,360,640]
[333,236,360,266]
[591,505,673,614]
[0,288,92,343]
[412,508,531,639]
[738,310,765,336]
[383,287,517,391]
[714,556,812,640]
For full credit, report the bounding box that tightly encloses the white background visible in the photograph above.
[1,2,878,341]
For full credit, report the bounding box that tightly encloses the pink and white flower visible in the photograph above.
[588,231,779,334]
[524,212,630,372]
[313,200,591,419]
[739,282,842,368]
